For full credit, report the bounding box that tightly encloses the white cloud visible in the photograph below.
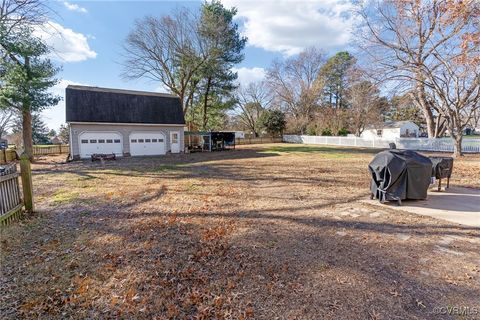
[233,67,266,86]
[42,79,87,130]
[34,22,97,62]
[63,1,87,13]
[222,0,356,56]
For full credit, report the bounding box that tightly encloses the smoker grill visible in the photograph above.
[369,150,433,205]
[429,157,454,191]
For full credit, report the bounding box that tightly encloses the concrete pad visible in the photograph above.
[396,233,411,241]
[363,187,480,227]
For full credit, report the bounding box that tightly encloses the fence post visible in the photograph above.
[19,153,34,213]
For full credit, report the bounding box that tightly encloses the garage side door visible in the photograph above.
[79,132,123,158]
[129,132,166,156]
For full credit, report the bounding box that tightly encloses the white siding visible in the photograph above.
[361,129,378,140]
[382,128,401,139]
[399,122,419,137]
[361,122,419,140]
[69,123,184,159]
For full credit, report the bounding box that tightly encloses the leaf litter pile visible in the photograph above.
[1,144,479,319]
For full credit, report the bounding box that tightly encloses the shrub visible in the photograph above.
[306,125,318,136]
[337,128,349,136]
[321,128,333,136]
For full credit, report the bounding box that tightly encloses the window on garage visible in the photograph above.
[81,139,88,143]
[152,139,157,142]
[159,138,164,142]
[138,139,144,143]
[145,139,151,142]
[106,139,113,143]
[114,139,121,143]
[90,139,97,143]
[98,139,105,143]
[131,139,137,143]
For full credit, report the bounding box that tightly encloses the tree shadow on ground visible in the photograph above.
[5,198,476,319]
[4,146,478,319]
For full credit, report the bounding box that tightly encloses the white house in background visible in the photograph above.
[361,121,419,140]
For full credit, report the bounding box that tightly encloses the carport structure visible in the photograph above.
[185,131,236,152]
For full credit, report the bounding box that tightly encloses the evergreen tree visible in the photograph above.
[319,51,356,108]
[0,26,61,159]
[195,0,247,130]
[47,129,57,138]
[259,110,286,137]
[12,113,51,145]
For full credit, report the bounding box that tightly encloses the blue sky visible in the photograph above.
[40,0,356,130]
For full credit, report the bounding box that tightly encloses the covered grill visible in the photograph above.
[430,157,454,191]
[369,150,433,205]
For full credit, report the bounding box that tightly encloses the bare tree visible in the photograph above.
[0,0,48,35]
[470,108,480,133]
[356,0,479,144]
[122,9,208,113]
[0,108,13,138]
[235,81,272,137]
[423,52,480,156]
[266,47,326,134]
[346,71,387,137]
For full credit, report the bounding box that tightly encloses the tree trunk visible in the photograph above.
[413,80,436,138]
[453,134,463,157]
[434,116,446,137]
[22,108,34,161]
[202,77,212,130]
[423,108,436,138]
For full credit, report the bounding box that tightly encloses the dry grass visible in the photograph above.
[1,144,479,319]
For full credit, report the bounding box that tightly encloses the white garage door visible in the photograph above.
[129,132,166,156]
[79,132,123,158]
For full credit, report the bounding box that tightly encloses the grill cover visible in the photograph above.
[369,150,433,202]
[430,157,454,179]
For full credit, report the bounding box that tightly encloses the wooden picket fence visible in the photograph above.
[235,137,283,145]
[0,149,17,164]
[0,163,23,226]
[33,145,69,155]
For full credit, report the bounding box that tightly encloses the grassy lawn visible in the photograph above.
[1,144,479,319]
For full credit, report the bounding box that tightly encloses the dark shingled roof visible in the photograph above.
[66,85,185,125]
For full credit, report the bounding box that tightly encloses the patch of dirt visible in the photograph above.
[1,144,479,319]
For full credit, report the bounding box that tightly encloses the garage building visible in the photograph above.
[66,85,185,160]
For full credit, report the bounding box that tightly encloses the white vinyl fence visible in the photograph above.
[283,135,480,153]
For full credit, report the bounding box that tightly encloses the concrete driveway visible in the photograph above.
[365,187,480,227]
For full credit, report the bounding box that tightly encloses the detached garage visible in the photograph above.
[66,85,185,160]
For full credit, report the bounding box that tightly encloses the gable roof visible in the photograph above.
[66,85,185,125]
[366,121,418,130]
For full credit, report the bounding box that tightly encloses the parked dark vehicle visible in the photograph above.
[0,139,7,150]
[369,150,433,205]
